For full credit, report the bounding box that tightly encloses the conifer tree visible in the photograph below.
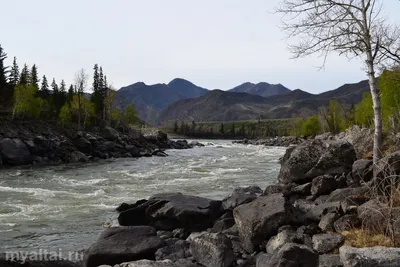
[9,57,19,87]
[40,75,49,96]
[30,64,39,90]
[67,84,74,106]
[19,64,30,86]
[0,45,10,104]
[51,78,58,93]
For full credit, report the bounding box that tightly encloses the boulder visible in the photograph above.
[190,233,235,267]
[334,215,360,232]
[233,193,291,253]
[155,240,191,261]
[278,140,356,184]
[70,151,89,163]
[292,183,312,196]
[103,260,177,267]
[0,138,32,165]
[266,230,301,254]
[340,246,400,267]
[350,159,373,186]
[293,199,341,222]
[319,213,340,232]
[339,125,373,159]
[260,243,319,267]
[318,254,343,267]
[212,212,235,232]
[312,233,344,254]
[102,127,120,141]
[311,175,338,197]
[119,193,223,232]
[325,187,368,202]
[84,226,165,267]
[222,186,262,210]
[74,137,92,154]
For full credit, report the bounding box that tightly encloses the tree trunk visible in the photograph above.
[367,59,383,168]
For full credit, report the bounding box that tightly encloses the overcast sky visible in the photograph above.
[1,0,399,93]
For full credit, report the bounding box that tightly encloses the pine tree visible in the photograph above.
[30,64,39,90]
[0,45,8,90]
[91,64,103,117]
[9,57,19,87]
[19,64,30,86]
[40,75,49,96]
[60,79,66,93]
[0,45,10,104]
[67,84,74,106]
[219,123,225,134]
[51,78,58,93]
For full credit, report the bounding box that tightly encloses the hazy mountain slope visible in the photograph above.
[229,82,291,97]
[158,80,369,123]
[117,79,208,121]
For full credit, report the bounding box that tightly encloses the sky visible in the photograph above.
[1,0,399,94]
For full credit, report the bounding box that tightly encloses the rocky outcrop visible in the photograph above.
[278,139,356,184]
[0,120,198,167]
[233,136,303,147]
[312,233,345,254]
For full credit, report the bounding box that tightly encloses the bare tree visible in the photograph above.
[276,0,400,167]
[74,68,89,129]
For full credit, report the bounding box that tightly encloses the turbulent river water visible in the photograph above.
[0,140,286,255]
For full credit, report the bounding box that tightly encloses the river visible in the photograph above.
[0,140,286,255]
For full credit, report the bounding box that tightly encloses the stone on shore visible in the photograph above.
[233,193,291,253]
[84,226,165,267]
[340,246,400,267]
[189,233,235,267]
[0,138,32,165]
[312,233,345,254]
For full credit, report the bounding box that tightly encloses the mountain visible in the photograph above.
[157,80,370,123]
[117,78,208,121]
[229,82,291,97]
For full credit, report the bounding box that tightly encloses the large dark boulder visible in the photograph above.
[350,159,373,186]
[84,226,165,267]
[340,246,400,267]
[102,127,120,141]
[278,140,356,184]
[74,137,92,154]
[119,193,222,232]
[0,138,32,165]
[233,193,292,253]
[190,233,235,267]
[155,240,191,261]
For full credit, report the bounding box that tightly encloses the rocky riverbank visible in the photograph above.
[232,136,303,147]
[0,119,198,168]
[3,134,400,267]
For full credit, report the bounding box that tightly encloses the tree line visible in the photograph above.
[0,45,138,128]
[171,119,292,139]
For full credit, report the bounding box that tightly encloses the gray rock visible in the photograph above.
[261,243,319,267]
[70,151,89,163]
[74,137,92,153]
[334,215,360,232]
[155,240,191,261]
[318,254,343,267]
[319,213,340,232]
[102,127,120,141]
[222,186,261,210]
[112,260,177,267]
[278,139,356,184]
[312,233,345,254]
[326,187,368,202]
[340,246,400,267]
[292,183,312,196]
[293,199,341,222]
[172,229,188,239]
[190,233,235,267]
[350,159,373,186]
[233,193,291,253]
[266,230,301,254]
[84,226,165,267]
[263,184,285,196]
[311,175,338,197]
[0,138,32,165]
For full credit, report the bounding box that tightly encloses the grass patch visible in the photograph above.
[342,229,393,248]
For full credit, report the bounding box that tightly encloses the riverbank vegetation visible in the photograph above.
[0,45,139,129]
